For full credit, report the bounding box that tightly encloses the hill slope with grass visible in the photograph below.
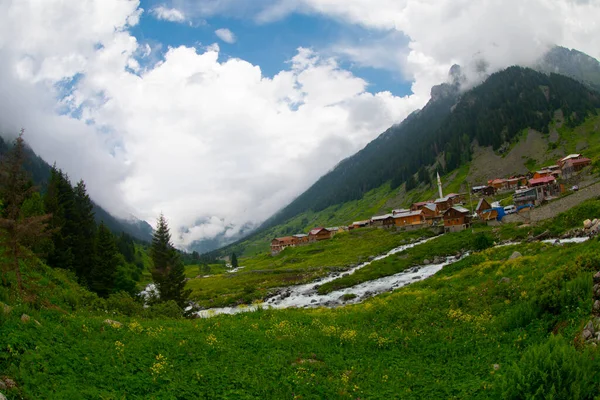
[3,200,600,398]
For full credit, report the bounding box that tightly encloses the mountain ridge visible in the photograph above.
[204,47,600,257]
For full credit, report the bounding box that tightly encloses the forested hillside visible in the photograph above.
[262,67,599,230]
[0,135,153,242]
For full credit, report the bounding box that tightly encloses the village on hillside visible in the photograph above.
[270,153,593,255]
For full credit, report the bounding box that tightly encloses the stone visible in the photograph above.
[509,251,522,260]
[423,259,431,265]
[492,364,500,371]
[103,319,122,328]
[592,219,598,226]
[499,277,511,284]
[584,219,593,229]
[582,329,593,341]
[594,272,600,284]
[0,381,5,390]
[2,378,15,389]
[0,392,6,400]
[20,314,30,323]
[594,300,600,314]
[1,303,11,315]
[585,320,595,335]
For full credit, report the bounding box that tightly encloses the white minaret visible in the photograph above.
[437,171,443,199]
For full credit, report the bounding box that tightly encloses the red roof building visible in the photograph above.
[528,176,556,187]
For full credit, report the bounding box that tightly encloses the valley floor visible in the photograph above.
[2,200,600,398]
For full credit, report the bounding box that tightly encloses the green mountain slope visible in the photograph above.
[0,135,153,242]
[3,205,600,398]
[212,66,600,257]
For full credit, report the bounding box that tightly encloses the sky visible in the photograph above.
[0,0,599,249]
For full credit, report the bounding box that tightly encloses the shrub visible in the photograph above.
[106,292,144,316]
[473,233,493,251]
[498,335,597,399]
[145,300,182,319]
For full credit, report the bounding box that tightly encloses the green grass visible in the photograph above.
[2,237,600,399]
[186,228,435,308]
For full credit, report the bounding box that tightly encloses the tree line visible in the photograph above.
[0,132,189,310]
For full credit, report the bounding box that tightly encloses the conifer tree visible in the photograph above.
[150,214,190,308]
[90,223,119,298]
[231,252,239,269]
[44,167,76,272]
[72,180,96,283]
[0,131,51,291]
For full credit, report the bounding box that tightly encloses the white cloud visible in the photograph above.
[215,28,237,44]
[263,0,600,87]
[1,0,600,251]
[0,0,416,249]
[150,5,186,22]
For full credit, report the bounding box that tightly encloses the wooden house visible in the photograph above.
[410,201,432,212]
[392,208,411,215]
[489,178,508,191]
[562,157,592,178]
[271,236,297,255]
[476,198,491,215]
[421,203,442,225]
[349,220,369,230]
[393,210,425,227]
[529,176,556,187]
[558,154,582,168]
[443,206,471,232]
[434,196,451,212]
[472,185,496,196]
[370,214,395,228]
[308,227,334,242]
[292,234,309,245]
[446,193,465,206]
[532,170,551,179]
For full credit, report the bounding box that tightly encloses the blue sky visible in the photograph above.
[132,0,414,97]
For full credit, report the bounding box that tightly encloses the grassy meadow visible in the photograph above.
[2,237,600,398]
[2,199,600,398]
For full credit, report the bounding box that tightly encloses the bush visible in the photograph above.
[498,335,597,399]
[106,292,144,316]
[473,233,493,251]
[145,300,182,319]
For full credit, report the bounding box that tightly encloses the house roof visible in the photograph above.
[393,210,423,218]
[535,170,551,175]
[411,201,431,207]
[491,178,507,184]
[445,205,470,214]
[371,213,394,221]
[352,220,370,225]
[392,208,410,214]
[472,185,489,191]
[564,157,591,166]
[273,236,296,244]
[476,198,490,211]
[435,196,450,203]
[293,234,308,238]
[309,227,329,235]
[446,193,460,198]
[424,203,437,212]
[529,176,556,185]
[560,154,582,162]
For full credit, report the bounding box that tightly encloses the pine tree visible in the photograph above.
[44,167,76,272]
[150,214,190,308]
[231,253,239,269]
[0,131,51,291]
[90,223,119,298]
[72,180,97,283]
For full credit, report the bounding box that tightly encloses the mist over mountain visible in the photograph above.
[0,135,153,242]
[208,47,600,256]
